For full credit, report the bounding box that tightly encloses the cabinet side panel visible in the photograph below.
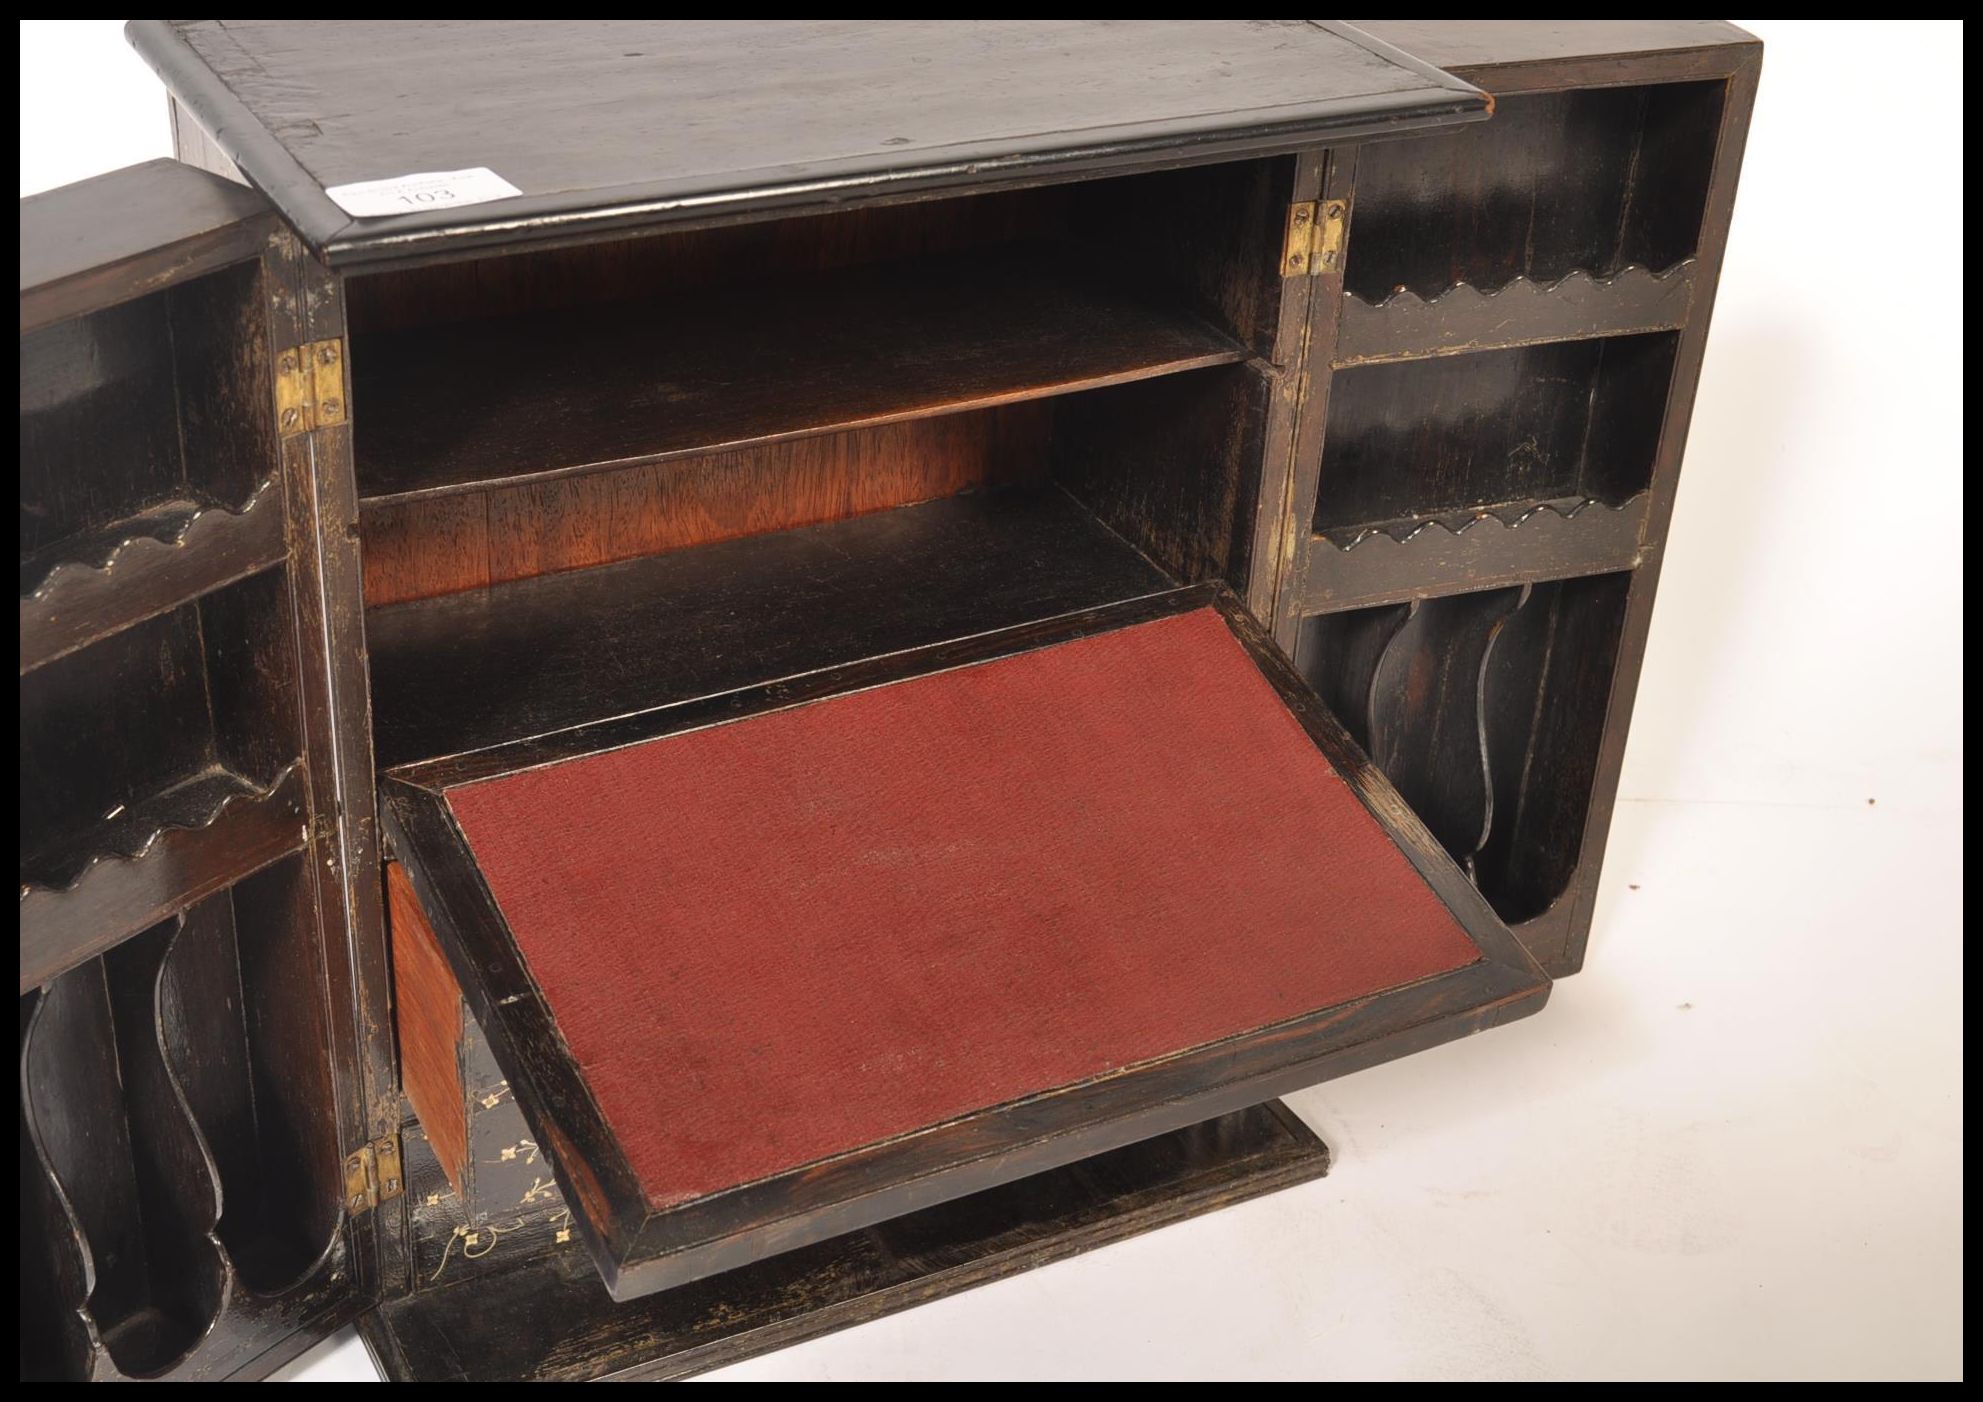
[386,863,469,1195]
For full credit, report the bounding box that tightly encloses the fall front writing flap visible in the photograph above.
[381,584,1549,1303]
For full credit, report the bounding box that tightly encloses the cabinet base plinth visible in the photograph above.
[359,1100,1329,1382]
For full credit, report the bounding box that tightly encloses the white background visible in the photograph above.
[19,20,1962,1381]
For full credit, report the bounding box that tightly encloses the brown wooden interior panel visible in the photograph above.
[344,159,1287,367]
[387,862,469,1197]
[359,404,1052,606]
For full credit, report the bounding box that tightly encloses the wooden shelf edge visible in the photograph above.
[19,477,288,674]
[1302,494,1648,614]
[1334,263,1695,367]
[19,761,310,993]
[356,350,1244,509]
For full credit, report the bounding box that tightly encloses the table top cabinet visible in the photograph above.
[18,20,1757,1381]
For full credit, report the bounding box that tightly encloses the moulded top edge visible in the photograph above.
[127,20,1487,268]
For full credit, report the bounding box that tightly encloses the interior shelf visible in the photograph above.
[366,486,1173,768]
[1343,81,1725,305]
[22,560,312,993]
[1335,264,1696,367]
[1314,332,1677,540]
[352,247,1248,505]
[1301,491,1648,612]
[19,478,288,674]
[19,762,310,993]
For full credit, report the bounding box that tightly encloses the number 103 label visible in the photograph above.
[325,167,523,218]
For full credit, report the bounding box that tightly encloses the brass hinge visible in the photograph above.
[341,1134,405,1215]
[275,337,347,437]
[1281,199,1348,278]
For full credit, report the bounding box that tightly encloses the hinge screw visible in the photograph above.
[317,343,340,366]
[1292,206,1311,224]
[278,351,298,374]
[1287,253,1305,270]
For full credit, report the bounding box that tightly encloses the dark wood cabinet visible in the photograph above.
[19,21,1756,1381]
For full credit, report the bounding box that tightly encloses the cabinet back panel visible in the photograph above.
[346,188,1067,333]
[345,159,1288,353]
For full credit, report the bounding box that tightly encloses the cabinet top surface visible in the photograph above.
[128,20,1485,267]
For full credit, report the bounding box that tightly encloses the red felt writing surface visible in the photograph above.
[447,607,1479,1211]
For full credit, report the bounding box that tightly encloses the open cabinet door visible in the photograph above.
[381,582,1550,1315]
[20,160,380,1380]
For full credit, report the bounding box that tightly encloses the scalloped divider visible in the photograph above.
[18,761,310,994]
[1366,586,1529,873]
[21,921,233,1377]
[1336,264,1697,367]
[1303,494,1648,614]
[1318,492,1645,551]
[19,476,287,674]
[19,988,104,1381]
[18,477,281,599]
[1297,572,1634,925]
[1295,601,1411,755]
[1477,572,1633,922]
[160,856,342,1295]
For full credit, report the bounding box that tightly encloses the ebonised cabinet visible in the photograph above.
[19,21,1756,1381]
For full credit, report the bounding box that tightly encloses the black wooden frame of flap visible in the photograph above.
[381,583,1550,1302]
